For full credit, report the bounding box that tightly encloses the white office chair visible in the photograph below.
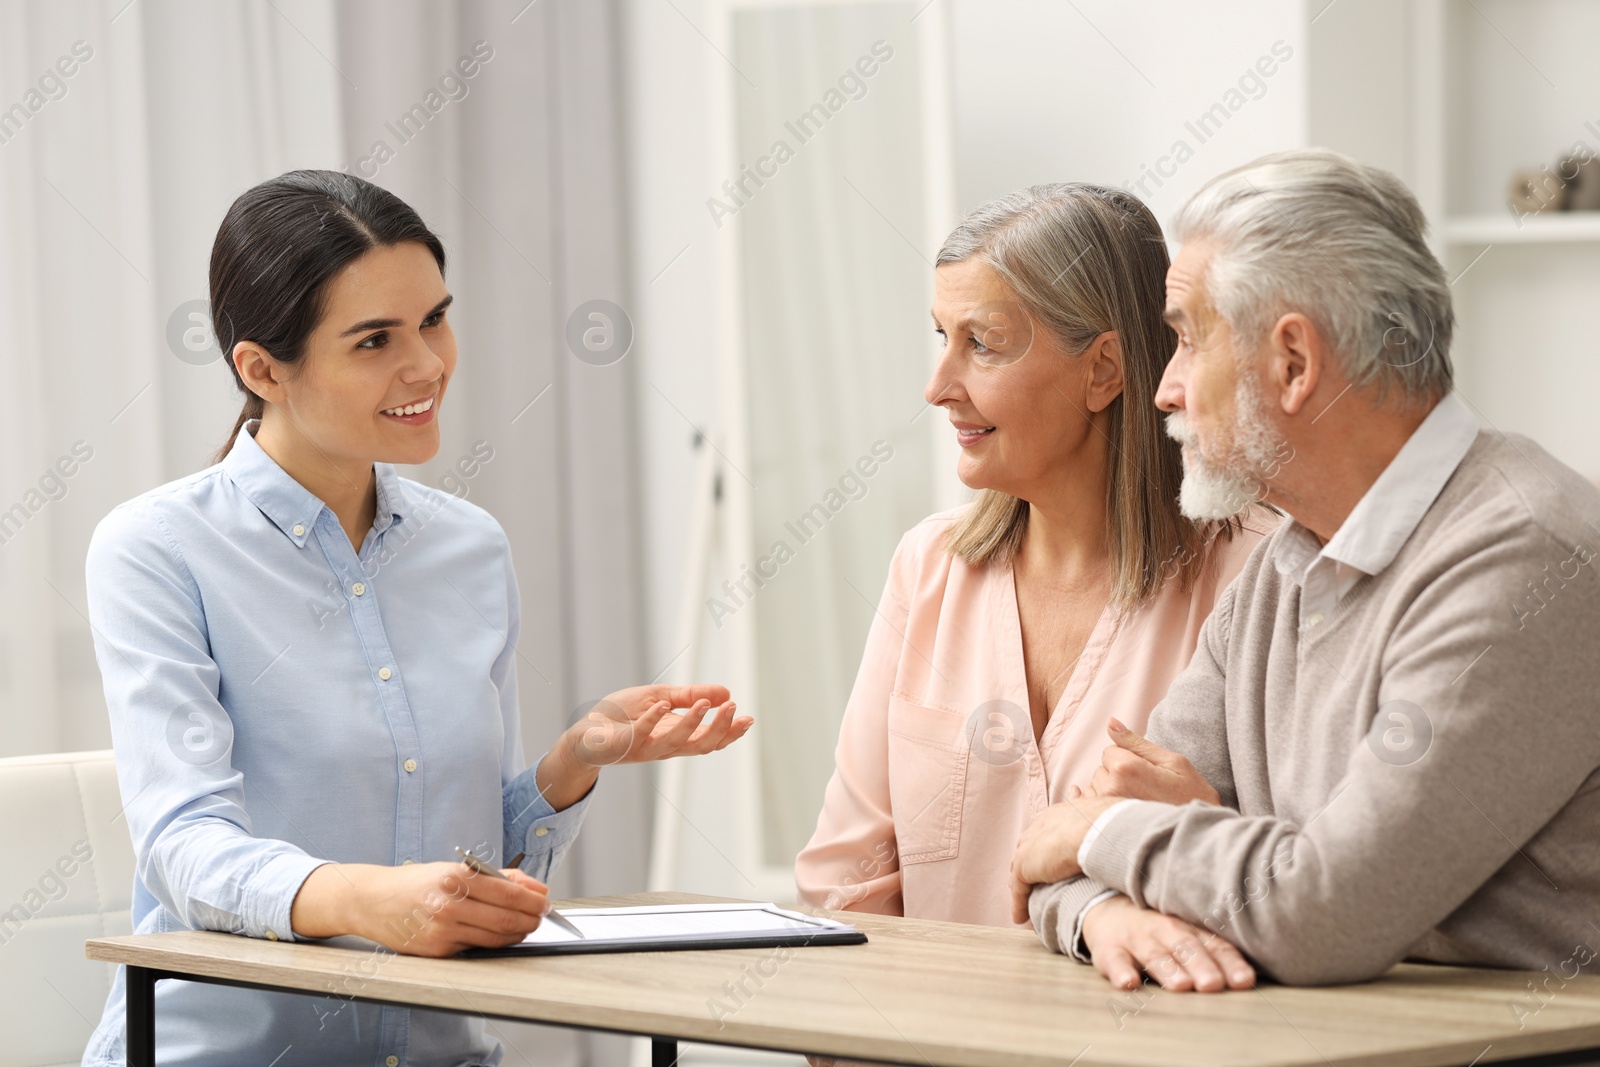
[0,750,134,1066]
[0,752,632,1067]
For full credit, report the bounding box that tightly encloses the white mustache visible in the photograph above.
[1165,412,1198,449]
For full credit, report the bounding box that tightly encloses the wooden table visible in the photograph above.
[84,892,1600,1066]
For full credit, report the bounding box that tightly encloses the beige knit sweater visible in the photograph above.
[1032,430,1600,985]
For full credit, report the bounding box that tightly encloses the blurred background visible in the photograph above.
[1,0,1596,1062]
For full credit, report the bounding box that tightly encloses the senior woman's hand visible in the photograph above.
[1008,794,1126,923]
[1082,717,1221,807]
[537,684,752,809]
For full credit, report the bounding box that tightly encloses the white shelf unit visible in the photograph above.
[1407,0,1600,479]
[1442,212,1600,245]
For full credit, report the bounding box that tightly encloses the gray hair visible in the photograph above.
[934,184,1227,608]
[1171,148,1454,400]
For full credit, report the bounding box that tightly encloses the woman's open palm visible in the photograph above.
[567,684,751,767]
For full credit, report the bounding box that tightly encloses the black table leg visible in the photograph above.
[126,966,159,1067]
[652,1036,678,1067]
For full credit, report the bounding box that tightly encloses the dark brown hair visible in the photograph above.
[209,169,446,462]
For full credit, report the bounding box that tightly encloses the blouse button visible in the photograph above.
[265,930,279,941]
[534,827,550,837]
[352,582,367,596]
[291,524,305,537]
[404,758,418,773]
[378,667,392,681]
[387,1057,400,1067]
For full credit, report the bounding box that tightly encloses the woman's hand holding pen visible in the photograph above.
[291,860,554,957]
[536,684,752,811]
[290,685,747,953]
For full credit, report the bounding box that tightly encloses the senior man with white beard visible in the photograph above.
[1009,147,1600,993]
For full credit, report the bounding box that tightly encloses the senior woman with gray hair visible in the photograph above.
[1015,148,1600,993]
[795,183,1273,994]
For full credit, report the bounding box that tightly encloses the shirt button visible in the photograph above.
[402,858,415,865]
[378,667,392,681]
[352,582,367,596]
[291,524,305,537]
[386,1057,399,1067]
[265,930,279,941]
[404,758,418,773]
[534,827,550,838]
[1306,612,1324,627]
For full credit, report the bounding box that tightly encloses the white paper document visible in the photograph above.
[519,902,859,947]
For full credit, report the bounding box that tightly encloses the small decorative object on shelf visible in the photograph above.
[1559,154,1600,212]
[1509,147,1600,217]
[1508,167,1566,216]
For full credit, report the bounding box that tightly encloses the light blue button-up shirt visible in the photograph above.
[82,422,589,1066]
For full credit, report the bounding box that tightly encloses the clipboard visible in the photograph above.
[461,902,868,958]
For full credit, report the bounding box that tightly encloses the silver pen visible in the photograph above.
[455,846,586,939]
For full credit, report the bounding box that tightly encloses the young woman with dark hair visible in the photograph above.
[80,170,750,1065]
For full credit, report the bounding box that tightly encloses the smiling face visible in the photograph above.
[249,240,457,471]
[926,258,1110,500]
[1155,240,1287,519]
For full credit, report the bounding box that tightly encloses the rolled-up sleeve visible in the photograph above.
[86,503,330,942]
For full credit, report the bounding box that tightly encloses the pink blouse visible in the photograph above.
[795,506,1274,927]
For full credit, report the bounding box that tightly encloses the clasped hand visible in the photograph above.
[1008,717,1220,920]
[1080,716,1221,808]
[1007,719,1253,993]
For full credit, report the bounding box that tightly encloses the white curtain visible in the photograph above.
[728,1,943,867]
[0,1,642,1062]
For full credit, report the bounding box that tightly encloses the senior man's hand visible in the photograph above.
[1082,718,1221,807]
[1008,793,1125,923]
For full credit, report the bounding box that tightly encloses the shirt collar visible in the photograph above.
[222,420,409,548]
[1274,391,1480,582]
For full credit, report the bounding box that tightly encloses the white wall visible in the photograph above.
[1306,0,1600,480]
[948,0,1307,229]
[1440,0,1600,479]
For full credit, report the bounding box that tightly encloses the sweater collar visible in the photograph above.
[1275,391,1480,582]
